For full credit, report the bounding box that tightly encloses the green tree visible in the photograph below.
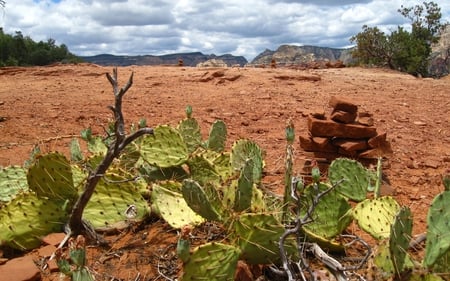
[350,1,447,77]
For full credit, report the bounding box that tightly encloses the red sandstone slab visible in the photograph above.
[331,110,357,124]
[299,133,337,152]
[308,116,377,138]
[332,139,368,151]
[329,96,357,114]
[0,256,40,281]
[368,132,388,148]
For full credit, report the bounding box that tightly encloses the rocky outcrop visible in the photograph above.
[196,59,228,67]
[429,25,450,78]
[299,96,392,173]
[81,52,248,67]
[250,45,354,67]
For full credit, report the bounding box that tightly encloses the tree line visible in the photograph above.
[0,28,82,67]
[351,1,449,77]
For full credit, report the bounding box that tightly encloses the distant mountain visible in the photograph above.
[80,52,248,67]
[251,45,354,66]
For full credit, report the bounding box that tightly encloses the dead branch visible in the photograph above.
[68,68,153,236]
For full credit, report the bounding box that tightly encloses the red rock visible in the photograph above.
[331,110,357,124]
[307,116,377,138]
[41,233,66,246]
[368,132,387,148]
[328,96,357,114]
[358,116,374,126]
[333,139,368,151]
[359,146,393,159]
[37,244,56,258]
[299,133,337,152]
[0,256,40,281]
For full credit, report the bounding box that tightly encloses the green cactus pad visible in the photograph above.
[234,159,254,212]
[0,192,68,250]
[372,240,414,280]
[182,242,240,281]
[301,183,353,239]
[140,125,189,168]
[152,182,204,228]
[178,117,202,153]
[27,152,78,202]
[71,164,87,191]
[328,158,369,202]
[182,179,222,221]
[83,172,149,231]
[233,213,296,264]
[431,250,450,273]
[409,273,446,281]
[186,155,221,186]
[118,142,142,171]
[0,166,28,203]
[139,163,189,182]
[389,206,413,276]
[206,120,227,152]
[70,138,83,162]
[87,137,108,155]
[198,150,233,180]
[230,139,264,183]
[353,196,400,240]
[424,190,450,268]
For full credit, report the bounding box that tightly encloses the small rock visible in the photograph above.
[0,256,40,281]
[38,244,57,258]
[413,121,427,126]
[422,160,440,169]
[41,233,66,246]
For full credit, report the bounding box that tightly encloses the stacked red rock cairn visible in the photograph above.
[299,96,393,170]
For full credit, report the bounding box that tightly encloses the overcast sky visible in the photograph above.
[1,0,449,61]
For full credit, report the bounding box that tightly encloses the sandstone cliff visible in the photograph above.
[429,25,450,77]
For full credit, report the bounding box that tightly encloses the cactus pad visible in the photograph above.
[0,192,68,250]
[82,171,149,231]
[151,182,204,228]
[301,183,353,239]
[233,213,296,264]
[328,158,369,202]
[178,116,202,153]
[234,159,254,212]
[140,125,189,168]
[206,120,227,152]
[230,139,264,183]
[353,196,400,240]
[69,138,83,162]
[182,242,240,281]
[389,206,413,276]
[182,179,222,221]
[0,166,28,203]
[186,155,221,186]
[424,190,450,268]
[27,152,78,202]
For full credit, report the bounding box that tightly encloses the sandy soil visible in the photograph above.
[0,64,449,280]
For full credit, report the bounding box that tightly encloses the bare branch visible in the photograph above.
[68,68,153,236]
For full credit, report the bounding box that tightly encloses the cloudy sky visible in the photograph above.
[1,0,449,61]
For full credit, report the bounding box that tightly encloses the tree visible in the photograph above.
[350,1,447,77]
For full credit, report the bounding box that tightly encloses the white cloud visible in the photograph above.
[1,0,449,60]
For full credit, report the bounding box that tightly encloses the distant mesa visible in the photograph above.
[80,52,248,67]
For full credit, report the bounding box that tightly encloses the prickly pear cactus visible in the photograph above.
[69,138,83,162]
[197,150,233,180]
[178,106,202,153]
[424,189,450,269]
[205,120,227,152]
[328,158,369,202]
[301,183,353,239]
[233,213,296,264]
[182,179,222,221]
[370,240,413,280]
[140,125,189,168]
[181,242,240,281]
[186,155,221,186]
[82,170,150,231]
[151,181,204,228]
[27,152,78,202]
[389,206,413,276]
[353,196,400,240]
[233,159,254,212]
[0,166,28,203]
[0,192,69,250]
[139,163,189,182]
[230,139,264,183]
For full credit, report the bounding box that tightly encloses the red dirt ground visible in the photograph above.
[0,64,449,280]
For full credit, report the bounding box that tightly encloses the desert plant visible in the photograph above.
[55,235,95,281]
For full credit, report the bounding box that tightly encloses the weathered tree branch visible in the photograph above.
[68,68,153,236]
